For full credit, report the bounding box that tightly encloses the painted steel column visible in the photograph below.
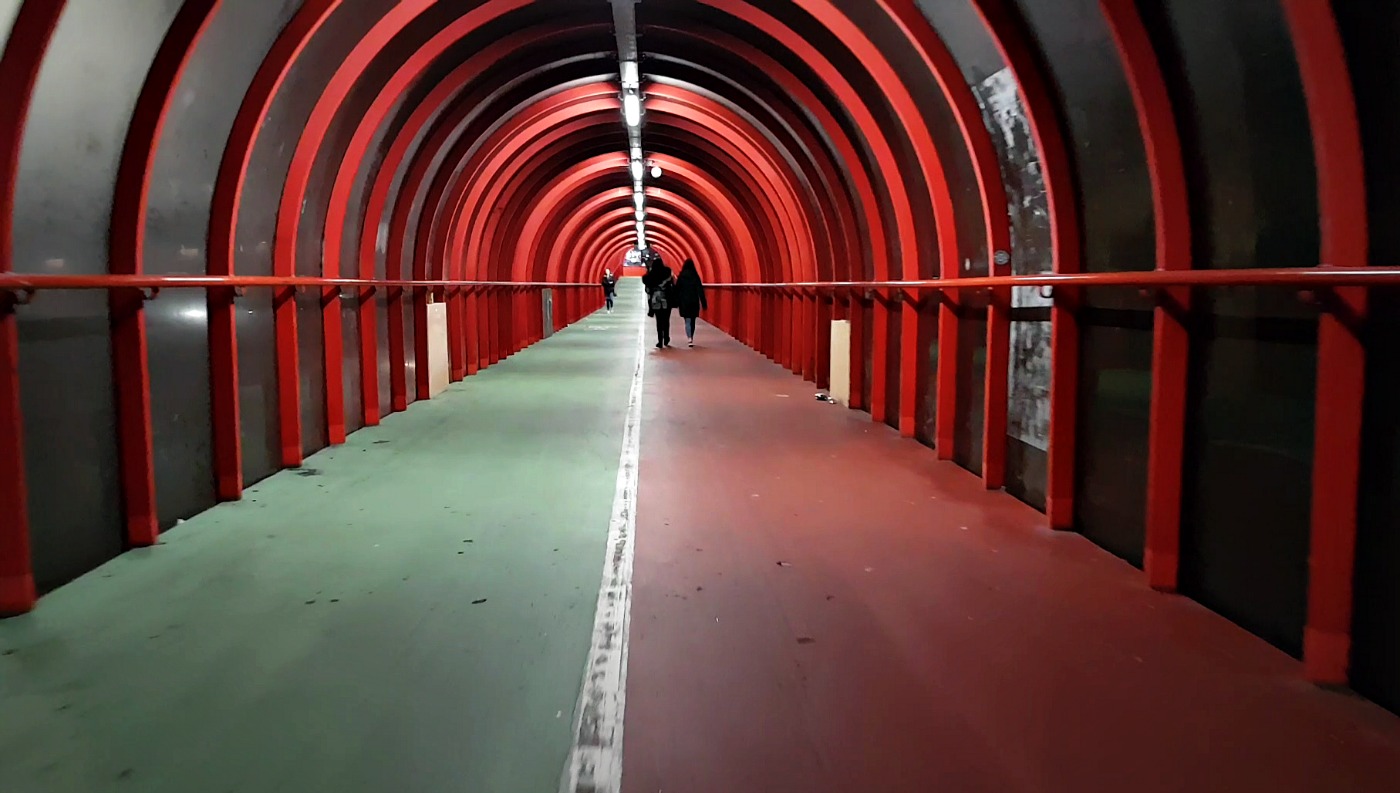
[322,285,345,444]
[359,286,380,424]
[1100,0,1191,591]
[0,291,27,614]
[1282,0,1369,686]
[871,296,890,424]
[476,287,490,371]
[208,0,339,488]
[900,296,920,438]
[107,286,159,546]
[934,292,959,454]
[273,284,302,466]
[785,292,797,369]
[491,287,504,364]
[984,279,1011,487]
[805,292,820,383]
[388,285,408,411]
[413,288,429,398]
[463,289,479,376]
[108,2,222,547]
[449,287,466,381]
[972,0,1083,530]
[848,293,867,411]
[0,1,66,615]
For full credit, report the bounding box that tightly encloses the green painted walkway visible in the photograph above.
[0,285,645,793]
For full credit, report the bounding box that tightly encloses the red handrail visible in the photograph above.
[2,267,1388,295]
[3,268,1398,294]
[707,267,1400,290]
[0,274,596,291]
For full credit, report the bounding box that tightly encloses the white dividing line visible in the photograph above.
[561,310,647,793]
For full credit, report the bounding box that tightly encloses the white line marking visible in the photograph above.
[561,309,647,793]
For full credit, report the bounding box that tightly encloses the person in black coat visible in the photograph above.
[642,257,675,349]
[601,268,617,312]
[673,259,708,347]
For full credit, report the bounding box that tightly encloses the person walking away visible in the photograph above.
[673,259,708,347]
[643,257,675,349]
[601,268,616,312]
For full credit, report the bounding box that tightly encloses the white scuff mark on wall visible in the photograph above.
[975,66,1052,452]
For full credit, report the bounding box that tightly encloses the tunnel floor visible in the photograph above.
[3,284,1400,793]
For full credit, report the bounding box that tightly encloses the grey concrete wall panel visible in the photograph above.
[972,65,1050,511]
[237,289,280,485]
[402,305,417,404]
[917,0,1052,509]
[297,294,327,456]
[290,0,437,449]
[145,0,303,526]
[915,0,1007,84]
[1148,0,1319,657]
[377,291,391,414]
[233,0,387,470]
[13,0,182,590]
[0,0,22,49]
[1014,0,1156,565]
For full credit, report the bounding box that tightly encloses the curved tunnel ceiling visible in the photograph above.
[0,0,1070,289]
[4,0,1369,294]
[0,0,1363,309]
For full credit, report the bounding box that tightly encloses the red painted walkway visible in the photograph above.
[625,323,1400,793]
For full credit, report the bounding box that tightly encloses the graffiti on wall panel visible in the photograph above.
[973,66,1052,451]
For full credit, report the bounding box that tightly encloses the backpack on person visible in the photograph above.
[648,278,672,311]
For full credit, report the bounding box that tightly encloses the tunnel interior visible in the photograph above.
[1,0,1400,735]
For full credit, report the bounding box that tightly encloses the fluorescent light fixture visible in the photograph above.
[630,158,643,181]
[633,192,645,210]
[621,60,639,89]
[623,93,641,127]
[635,208,645,221]
[630,144,643,161]
[650,164,662,179]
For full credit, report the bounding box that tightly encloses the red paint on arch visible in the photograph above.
[0,0,67,616]
[108,0,222,547]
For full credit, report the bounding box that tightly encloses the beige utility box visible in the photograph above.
[829,319,851,407]
[426,302,450,398]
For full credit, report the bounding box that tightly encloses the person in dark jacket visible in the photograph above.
[673,259,708,347]
[642,256,675,349]
[601,268,616,313]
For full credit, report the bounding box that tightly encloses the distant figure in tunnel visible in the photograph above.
[673,259,708,347]
[643,255,675,349]
[601,268,616,313]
